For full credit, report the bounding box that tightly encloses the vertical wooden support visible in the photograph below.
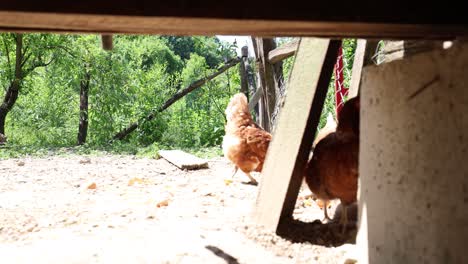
[101,34,113,50]
[254,38,341,231]
[240,45,262,117]
[239,46,250,100]
[252,38,283,132]
[251,38,266,128]
[349,39,378,97]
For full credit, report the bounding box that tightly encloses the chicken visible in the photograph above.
[303,113,337,222]
[305,96,359,233]
[222,93,272,185]
[313,113,337,150]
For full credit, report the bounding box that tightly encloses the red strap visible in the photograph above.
[334,44,348,118]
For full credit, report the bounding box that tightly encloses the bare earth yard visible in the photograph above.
[0,155,357,263]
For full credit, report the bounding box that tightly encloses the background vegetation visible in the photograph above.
[0,34,355,159]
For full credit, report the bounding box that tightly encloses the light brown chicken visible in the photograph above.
[305,96,359,233]
[222,93,272,185]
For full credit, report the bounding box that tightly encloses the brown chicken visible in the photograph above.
[222,93,272,185]
[313,113,337,150]
[303,113,337,222]
[305,96,360,232]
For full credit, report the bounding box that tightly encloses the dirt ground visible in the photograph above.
[0,155,358,263]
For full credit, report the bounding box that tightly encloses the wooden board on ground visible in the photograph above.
[254,38,340,231]
[159,150,208,170]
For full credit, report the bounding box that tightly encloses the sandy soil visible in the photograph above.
[0,155,357,263]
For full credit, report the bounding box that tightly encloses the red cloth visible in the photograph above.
[334,45,348,118]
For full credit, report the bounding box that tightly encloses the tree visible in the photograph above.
[0,33,57,136]
[77,64,91,145]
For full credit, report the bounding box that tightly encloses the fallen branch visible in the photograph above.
[112,57,241,141]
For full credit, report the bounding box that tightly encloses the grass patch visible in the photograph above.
[0,142,221,160]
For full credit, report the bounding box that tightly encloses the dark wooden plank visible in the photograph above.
[0,1,465,25]
[268,41,298,64]
[239,47,249,100]
[0,11,466,38]
[254,38,340,231]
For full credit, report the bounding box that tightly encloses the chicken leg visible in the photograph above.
[304,194,332,223]
[339,204,348,235]
[322,201,332,223]
[244,172,258,185]
[231,166,239,179]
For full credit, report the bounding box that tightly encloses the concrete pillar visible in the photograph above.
[357,41,468,263]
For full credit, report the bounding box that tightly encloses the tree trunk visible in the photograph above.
[77,71,91,145]
[0,34,23,135]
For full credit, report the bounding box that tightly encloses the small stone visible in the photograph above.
[17,161,25,166]
[156,199,169,208]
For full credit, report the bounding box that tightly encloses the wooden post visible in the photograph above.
[252,37,284,132]
[349,39,378,97]
[251,38,266,129]
[243,48,258,99]
[101,34,113,50]
[239,46,250,100]
[254,38,341,231]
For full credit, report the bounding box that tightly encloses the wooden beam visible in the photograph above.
[268,41,298,64]
[0,1,465,25]
[0,10,466,38]
[254,38,341,231]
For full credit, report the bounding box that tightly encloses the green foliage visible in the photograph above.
[161,53,235,149]
[0,33,238,159]
[0,34,356,160]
